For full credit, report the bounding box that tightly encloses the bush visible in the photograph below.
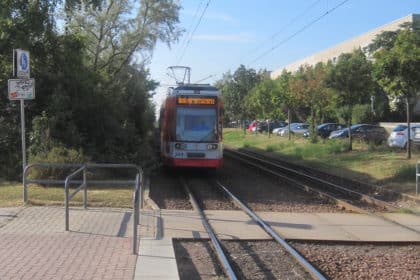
[352,104,375,124]
[393,164,415,182]
[28,146,87,180]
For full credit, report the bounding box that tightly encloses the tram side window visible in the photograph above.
[176,108,217,142]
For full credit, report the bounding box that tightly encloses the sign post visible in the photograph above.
[9,49,33,203]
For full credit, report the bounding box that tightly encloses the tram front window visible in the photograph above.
[176,108,217,142]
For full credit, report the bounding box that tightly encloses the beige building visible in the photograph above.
[271,13,420,78]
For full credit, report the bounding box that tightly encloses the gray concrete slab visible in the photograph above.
[134,209,420,280]
[382,213,420,232]
[138,209,420,241]
[134,238,179,280]
[135,210,198,280]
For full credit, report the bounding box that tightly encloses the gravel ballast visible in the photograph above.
[174,239,420,280]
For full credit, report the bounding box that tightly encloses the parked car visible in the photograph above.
[251,120,288,133]
[270,121,288,132]
[255,121,268,133]
[278,123,309,136]
[303,123,347,138]
[258,120,287,133]
[329,124,387,144]
[388,124,420,148]
[248,121,258,132]
[272,122,289,134]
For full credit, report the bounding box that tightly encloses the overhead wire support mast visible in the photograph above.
[248,0,350,66]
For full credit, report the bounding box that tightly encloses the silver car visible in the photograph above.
[278,123,309,137]
[388,124,420,148]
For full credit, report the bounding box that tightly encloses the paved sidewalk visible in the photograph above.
[0,207,138,280]
[0,207,21,228]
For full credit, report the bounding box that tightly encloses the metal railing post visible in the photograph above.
[64,165,86,231]
[65,178,70,231]
[83,168,87,209]
[24,163,143,254]
[416,162,419,196]
[138,171,142,225]
[133,173,140,255]
[23,165,28,203]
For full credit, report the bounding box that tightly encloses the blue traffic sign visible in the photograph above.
[20,53,28,70]
[15,49,30,78]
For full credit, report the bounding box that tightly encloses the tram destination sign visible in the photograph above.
[177,96,216,105]
[8,78,35,100]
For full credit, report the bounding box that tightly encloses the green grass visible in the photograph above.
[223,128,419,196]
[0,180,133,208]
[1,128,417,206]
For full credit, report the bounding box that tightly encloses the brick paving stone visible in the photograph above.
[0,206,139,280]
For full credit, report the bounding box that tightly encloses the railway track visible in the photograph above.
[223,147,420,235]
[180,176,326,280]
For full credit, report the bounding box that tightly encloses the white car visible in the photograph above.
[387,124,420,148]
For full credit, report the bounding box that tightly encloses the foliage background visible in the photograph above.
[0,0,181,179]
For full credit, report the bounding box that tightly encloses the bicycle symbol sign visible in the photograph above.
[20,53,28,70]
[16,49,30,78]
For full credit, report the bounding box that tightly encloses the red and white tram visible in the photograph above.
[160,84,223,168]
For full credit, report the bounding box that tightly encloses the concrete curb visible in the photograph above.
[142,175,160,210]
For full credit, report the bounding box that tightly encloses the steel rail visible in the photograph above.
[215,180,327,280]
[225,148,420,235]
[180,177,238,280]
[225,148,398,211]
[225,150,366,213]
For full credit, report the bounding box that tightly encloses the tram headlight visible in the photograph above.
[207,144,218,150]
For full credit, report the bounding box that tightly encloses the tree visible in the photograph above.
[245,78,280,120]
[372,28,420,159]
[326,49,374,150]
[290,63,332,143]
[219,65,261,128]
[274,70,295,140]
[67,0,182,76]
[0,0,61,178]
[0,0,182,179]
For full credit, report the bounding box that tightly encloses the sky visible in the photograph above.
[148,0,420,113]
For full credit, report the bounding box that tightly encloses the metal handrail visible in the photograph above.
[64,165,87,231]
[23,163,83,202]
[416,161,420,195]
[24,162,143,255]
[132,173,141,254]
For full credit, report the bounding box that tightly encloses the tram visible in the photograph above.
[159,83,223,168]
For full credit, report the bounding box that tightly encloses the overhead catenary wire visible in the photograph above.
[241,0,323,63]
[194,0,349,86]
[176,0,212,65]
[175,0,204,60]
[194,74,218,84]
[247,0,350,66]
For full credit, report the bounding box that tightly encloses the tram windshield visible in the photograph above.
[176,107,217,142]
